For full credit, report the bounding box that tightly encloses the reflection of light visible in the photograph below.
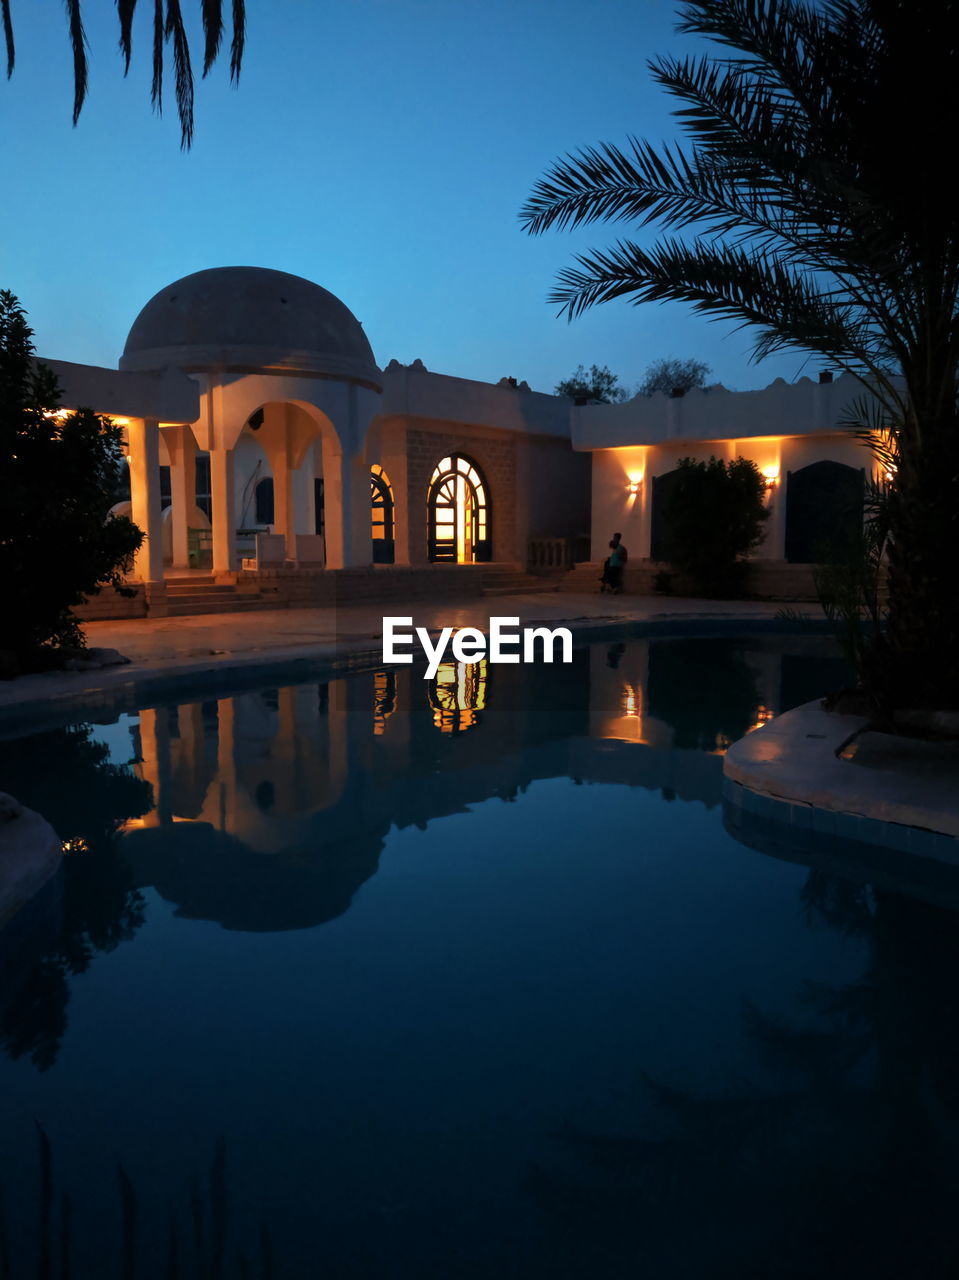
[60,837,89,854]
[429,659,488,734]
[373,670,397,735]
[746,704,774,734]
[622,682,643,719]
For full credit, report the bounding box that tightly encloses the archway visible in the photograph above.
[785,461,865,563]
[427,454,491,563]
[371,464,395,564]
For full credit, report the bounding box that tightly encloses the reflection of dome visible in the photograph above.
[122,821,385,933]
[120,266,380,387]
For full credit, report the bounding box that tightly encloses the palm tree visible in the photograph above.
[521,0,959,713]
[2,0,245,148]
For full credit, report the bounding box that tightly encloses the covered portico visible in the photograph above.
[47,268,385,599]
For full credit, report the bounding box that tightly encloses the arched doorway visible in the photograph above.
[371,465,395,564]
[785,461,865,563]
[427,454,491,563]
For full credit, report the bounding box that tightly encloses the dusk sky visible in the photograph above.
[2,0,811,395]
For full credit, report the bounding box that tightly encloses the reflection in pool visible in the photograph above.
[1,635,957,1278]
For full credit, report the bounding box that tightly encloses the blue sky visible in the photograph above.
[1,0,810,394]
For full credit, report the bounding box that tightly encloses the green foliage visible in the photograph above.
[523,1,959,707]
[555,363,630,403]
[638,356,710,396]
[0,290,144,658]
[660,456,768,597]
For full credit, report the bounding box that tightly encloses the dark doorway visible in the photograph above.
[785,461,865,563]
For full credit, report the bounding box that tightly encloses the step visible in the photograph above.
[481,583,559,597]
[166,598,286,618]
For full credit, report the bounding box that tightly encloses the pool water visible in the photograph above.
[2,635,959,1279]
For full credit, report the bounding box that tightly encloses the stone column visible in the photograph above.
[128,417,164,583]
[165,424,198,569]
[210,444,237,573]
[321,438,371,569]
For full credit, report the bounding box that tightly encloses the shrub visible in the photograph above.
[660,456,768,597]
[0,290,143,661]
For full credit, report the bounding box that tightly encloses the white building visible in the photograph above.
[40,265,879,618]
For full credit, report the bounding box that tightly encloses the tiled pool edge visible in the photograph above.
[724,697,959,871]
[0,615,832,739]
[723,776,959,866]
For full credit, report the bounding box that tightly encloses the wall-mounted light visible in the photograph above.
[761,465,780,489]
[626,472,644,496]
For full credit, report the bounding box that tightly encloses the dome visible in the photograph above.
[120,266,380,388]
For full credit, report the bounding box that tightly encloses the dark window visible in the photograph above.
[195,454,212,520]
[255,477,275,526]
[314,478,325,536]
[159,465,172,510]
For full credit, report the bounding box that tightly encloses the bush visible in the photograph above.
[660,456,768,597]
[0,290,143,661]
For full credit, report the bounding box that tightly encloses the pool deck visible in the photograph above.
[724,697,959,859]
[0,592,819,731]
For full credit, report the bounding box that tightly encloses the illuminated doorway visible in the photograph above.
[427,454,491,562]
[371,465,395,564]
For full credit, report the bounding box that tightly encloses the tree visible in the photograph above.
[658,456,768,597]
[639,356,710,396]
[555,363,630,403]
[0,290,143,664]
[521,1,959,712]
[2,1,245,149]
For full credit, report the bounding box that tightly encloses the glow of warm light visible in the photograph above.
[111,417,130,427]
[626,471,644,497]
[60,836,89,854]
[746,704,775,734]
[430,659,487,733]
[761,465,780,488]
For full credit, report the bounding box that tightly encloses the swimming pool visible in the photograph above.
[2,634,957,1279]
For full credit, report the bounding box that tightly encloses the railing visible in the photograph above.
[527,535,591,571]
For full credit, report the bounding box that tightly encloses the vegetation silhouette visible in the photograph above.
[529,874,959,1278]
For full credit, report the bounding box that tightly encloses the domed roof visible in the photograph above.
[120,266,380,387]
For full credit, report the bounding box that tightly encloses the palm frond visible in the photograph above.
[164,0,195,149]
[201,0,223,75]
[2,0,13,78]
[63,0,88,125]
[152,0,164,111]
[230,0,244,83]
[551,236,870,362]
[116,0,137,74]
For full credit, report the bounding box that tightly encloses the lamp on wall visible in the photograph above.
[761,465,780,490]
[626,472,644,497]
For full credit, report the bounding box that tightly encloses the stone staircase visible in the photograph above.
[479,563,561,597]
[164,576,282,618]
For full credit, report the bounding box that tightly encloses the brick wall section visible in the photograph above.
[74,584,148,622]
[404,424,516,564]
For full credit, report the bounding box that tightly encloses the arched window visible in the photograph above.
[371,465,395,564]
[427,454,491,563]
[428,659,488,734]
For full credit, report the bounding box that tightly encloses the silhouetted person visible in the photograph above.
[600,532,628,593]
